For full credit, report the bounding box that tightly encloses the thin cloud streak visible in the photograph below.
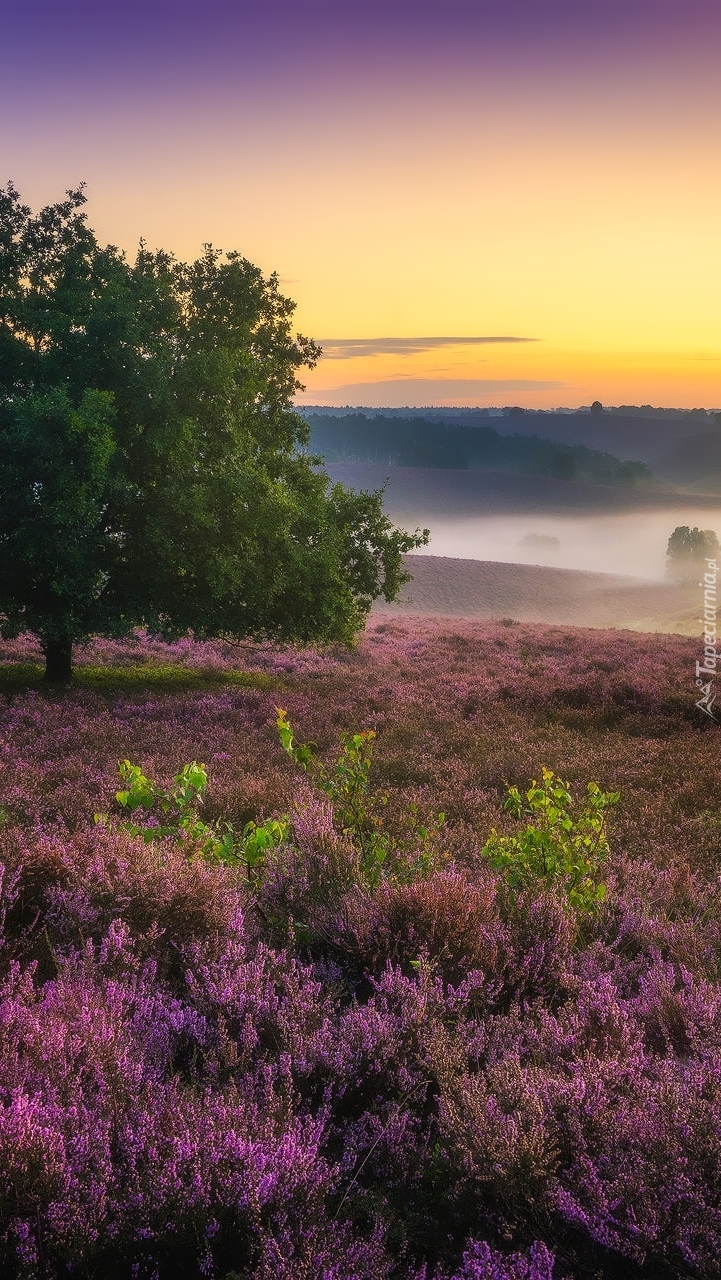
[316,378,564,392]
[318,336,537,359]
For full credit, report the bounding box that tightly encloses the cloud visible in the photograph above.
[316,336,537,359]
[296,377,565,408]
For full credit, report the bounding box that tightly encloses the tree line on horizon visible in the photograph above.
[303,412,651,485]
[302,404,721,422]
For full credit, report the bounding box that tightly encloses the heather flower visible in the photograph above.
[1,620,721,1276]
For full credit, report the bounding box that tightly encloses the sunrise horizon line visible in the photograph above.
[297,400,721,413]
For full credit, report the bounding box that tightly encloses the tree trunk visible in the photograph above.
[42,638,74,682]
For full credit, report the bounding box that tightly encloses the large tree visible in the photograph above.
[0,183,425,678]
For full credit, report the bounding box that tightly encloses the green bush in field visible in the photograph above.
[276,708,445,889]
[97,759,287,879]
[481,767,619,911]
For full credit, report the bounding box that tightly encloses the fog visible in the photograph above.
[408,507,721,581]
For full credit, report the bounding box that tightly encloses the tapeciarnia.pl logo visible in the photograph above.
[696,557,719,722]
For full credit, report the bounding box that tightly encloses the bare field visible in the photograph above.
[373,554,700,634]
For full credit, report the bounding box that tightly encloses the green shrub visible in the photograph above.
[97,760,287,877]
[276,708,444,888]
[481,767,618,911]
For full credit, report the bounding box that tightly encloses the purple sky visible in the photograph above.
[6,1,721,85]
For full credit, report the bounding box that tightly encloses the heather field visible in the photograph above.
[2,618,721,1279]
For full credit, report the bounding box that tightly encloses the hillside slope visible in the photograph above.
[323,461,721,516]
[373,554,700,634]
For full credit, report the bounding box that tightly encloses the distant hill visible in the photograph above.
[372,554,699,635]
[320,462,721,517]
[301,406,721,492]
[651,431,721,486]
[490,410,720,477]
[302,413,650,487]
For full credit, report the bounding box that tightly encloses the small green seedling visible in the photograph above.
[276,708,445,888]
[98,759,287,878]
[481,767,618,911]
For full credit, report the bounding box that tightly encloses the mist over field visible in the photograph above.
[315,410,721,582]
[321,460,721,583]
[411,506,721,580]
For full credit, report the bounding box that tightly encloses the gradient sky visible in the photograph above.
[2,0,720,408]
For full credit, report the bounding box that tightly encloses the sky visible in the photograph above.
[2,0,720,410]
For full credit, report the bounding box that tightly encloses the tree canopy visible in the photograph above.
[666,525,720,581]
[0,183,426,678]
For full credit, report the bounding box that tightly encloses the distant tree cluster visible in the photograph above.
[666,526,720,581]
[611,405,715,420]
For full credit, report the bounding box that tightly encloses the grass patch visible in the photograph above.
[0,662,283,697]
[0,663,45,695]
